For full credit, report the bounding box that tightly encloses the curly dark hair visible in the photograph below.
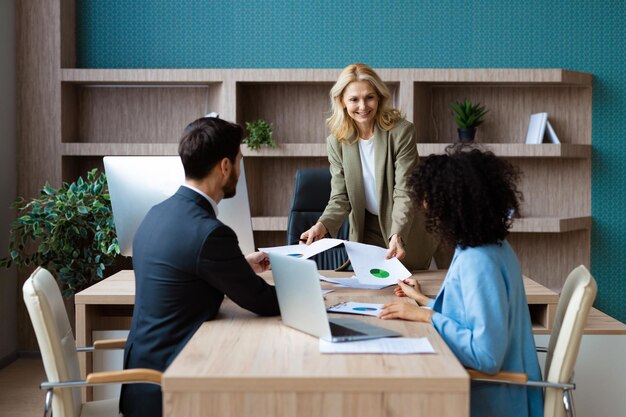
[409,144,523,248]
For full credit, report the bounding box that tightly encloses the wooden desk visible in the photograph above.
[410,271,560,333]
[75,270,135,399]
[74,269,562,396]
[162,270,469,417]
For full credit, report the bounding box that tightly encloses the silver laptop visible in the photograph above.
[269,253,401,342]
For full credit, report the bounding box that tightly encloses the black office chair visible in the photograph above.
[286,168,349,270]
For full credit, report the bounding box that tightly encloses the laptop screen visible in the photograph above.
[269,253,333,340]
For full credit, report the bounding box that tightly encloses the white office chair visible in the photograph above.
[23,267,162,417]
[468,265,597,417]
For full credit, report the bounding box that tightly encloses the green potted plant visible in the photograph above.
[0,168,120,297]
[451,99,489,142]
[243,119,277,151]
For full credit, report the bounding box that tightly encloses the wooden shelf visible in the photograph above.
[418,143,591,158]
[61,68,592,85]
[511,216,591,233]
[242,144,327,157]
[62,143,178,156]
[61,142,591,159]
[62,69,230,83]
[60,143,328,157]
[251,216,591,233]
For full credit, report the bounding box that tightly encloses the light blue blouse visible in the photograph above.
[429,240,543,417]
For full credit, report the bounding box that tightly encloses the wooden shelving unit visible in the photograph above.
[41,65,597,291]
[55,68,593,289]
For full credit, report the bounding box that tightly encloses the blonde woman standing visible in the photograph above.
[300,63,435,270]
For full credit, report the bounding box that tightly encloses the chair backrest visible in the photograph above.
[544,265,597,417]
[23,267,82,417]
[286,168,349,269]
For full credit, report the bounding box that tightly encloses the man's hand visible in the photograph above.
[300,222,328,245]
[386,234,406,261]
[378,301,435,323]
[245,251,270,273]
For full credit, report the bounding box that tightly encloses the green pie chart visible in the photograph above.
[370,268,390,279]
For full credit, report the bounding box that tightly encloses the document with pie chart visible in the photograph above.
[327,301,384,317]
[343,241,411,285]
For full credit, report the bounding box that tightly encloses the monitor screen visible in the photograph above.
[104,156,255,257]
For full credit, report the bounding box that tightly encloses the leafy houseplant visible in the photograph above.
[0,169,120,297]
[243,119,276,151]
[451,99,489,142]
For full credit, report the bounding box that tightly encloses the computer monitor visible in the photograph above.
[104,156,255,257]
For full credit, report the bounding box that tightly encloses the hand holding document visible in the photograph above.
[319,275,394,290]
[259,238,343,259]
[343,241,411,285]
[319,337,435,354]
[262,238,411,288]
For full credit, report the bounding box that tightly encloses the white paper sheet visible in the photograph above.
[343,241,411,285]
[319,337,435,354]
[319,275,393,290]
[327,301,383,317]
[260,238,343,259]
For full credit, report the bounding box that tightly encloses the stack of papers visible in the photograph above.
[319,337,435,354]
[262,239,411,288]
[259,238,344,259]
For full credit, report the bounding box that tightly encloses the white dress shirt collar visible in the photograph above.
[181,184,219,216]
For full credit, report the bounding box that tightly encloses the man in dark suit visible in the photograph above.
[119,117,280,417]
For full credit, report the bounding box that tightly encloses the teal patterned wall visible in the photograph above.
[77,0,625,322]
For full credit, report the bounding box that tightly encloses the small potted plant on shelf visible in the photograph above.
[243,119,277,151]
[451,99,489,142]
[0,168,120,297]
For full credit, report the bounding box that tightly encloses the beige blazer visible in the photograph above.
[318,119,436,271]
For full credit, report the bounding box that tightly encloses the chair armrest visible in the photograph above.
[76,337,127,352]
[466,369,528,384]
[467,368,575,390]
[87,368,162,385]
[40,368,162,389]
[93,338,126,350]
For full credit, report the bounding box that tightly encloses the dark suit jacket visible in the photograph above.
[119,186,279,417]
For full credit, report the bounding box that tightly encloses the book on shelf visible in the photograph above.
[525,112,561,144]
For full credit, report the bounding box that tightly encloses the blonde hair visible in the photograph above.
[327,63,403,143]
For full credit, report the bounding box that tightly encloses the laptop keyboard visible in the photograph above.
[329,321,366,337]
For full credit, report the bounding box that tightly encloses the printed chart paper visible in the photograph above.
[327,301,384,317]
[343,241,411,285]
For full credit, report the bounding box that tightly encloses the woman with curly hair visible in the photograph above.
[379,146,543,417]
[300,63,436,270]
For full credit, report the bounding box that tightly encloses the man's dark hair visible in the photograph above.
[409,144,523,248]
[178,117,243,180]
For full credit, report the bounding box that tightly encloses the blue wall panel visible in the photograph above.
[77,0,626,322]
